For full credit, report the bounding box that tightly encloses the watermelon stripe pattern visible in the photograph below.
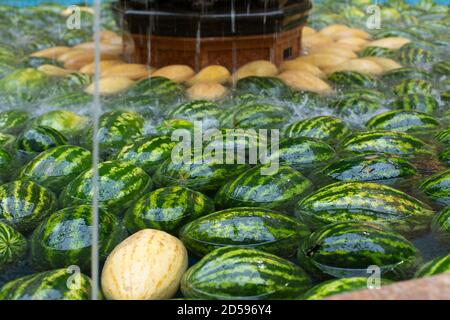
[179,207,310,257]
[0,269,93,300]
[0,222,27,271]
[283,116,350,142]
[420,169,450,205]
[60,160,152,212]
[181,246,312,300]
[0,180,57,233]
[366,110,440,132]
[415,253,450,278]
[124,186,215,235]
[31,205,127,272]
[296,181,434,237]
[302,277,393,300]
[215,165,312,210]
[19,145,92,193]
[392,79,433,96]
[17,126,67,154]
[431,207,450,246]
[389,94,438,114]
[297,221,421,280]
[322,154,417,182]
[341,130,432,156]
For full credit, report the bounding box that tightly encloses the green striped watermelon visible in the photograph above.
[0,180,57,233]
[86,110,145,160]
[124,186,215,235]
[297,221,421,280]
[42,92,92,109]
[415,253,450,278]
[432,60,450,77]
[16,126,67,155]
[436,128,450,146]
[327,71,378,90]
[389,94,438,114]
[295,181,433,237]
[168,100,222,123]
[116,135,177,175]
[125,76,184,103]
[283,116,350,142]
[104,95,158,119]
[392,79,433,96]
[366,110,440,133]
[301,277,393,300]
[420,169,450,205]
[153,156,250,193]
[0,147,12,183]
[270,137,336,170]
[0,68,51,103]
[236,76,292,99]
[289,91,326,110]
[60,160,152,212]
[439,149,450,166]
[231,103,292,129]
[358,46,394,58]
[155,119,195,136]
[381,67,432,84]
[0,269,93,300]
[396,46,433,66]
[215,165,312,211]
[181,246,312,300]
[341,130,432,156]
[0,110,29,134]
[34,110,89,139]
[330,96,382,117]
[431,207,450,246]
[322,153,417,183]
[341,89,385,104]
[0,133,14,148]
[19,145,92,193]
[179,207,309,258]
[31,205,127,272]
[0,222,27,271]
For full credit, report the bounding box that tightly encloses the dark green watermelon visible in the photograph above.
[0,269,93,300]
[215,165,312,211]
[297,221,421,280]
[125,76,184,104]
[116,135,177,175]
[295,181,433,236]
[436,128,450,146]
[0,222,27,271]
[19,145,92,193]
[0,180,57,233]
[180,207,309,257]
[0,133,14,149]
[432,60,450,77]
[230,103,292,129]
[31,205,127,272]
[124,186,215,235]
[60,160,152,212]
[322,153,417,182]
[0,147,12,183]
[154,119,195,136]
[439,149,450,166]
[330,96,383,117]
[181,246,312,300]
[396,46,433,66]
